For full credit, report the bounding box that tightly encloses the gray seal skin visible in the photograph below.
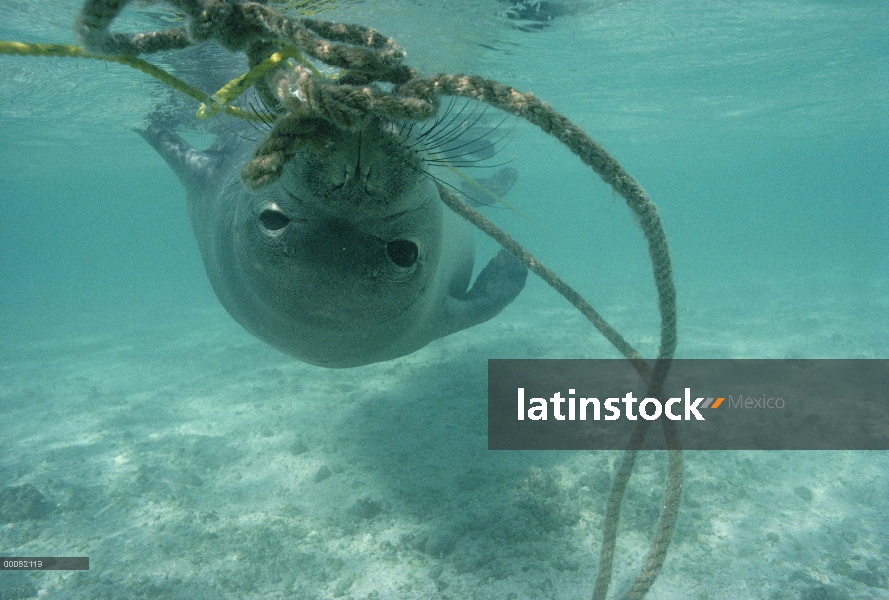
[138,116,527,367]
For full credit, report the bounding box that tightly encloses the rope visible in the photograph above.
[0,40,263,121]
[439,185,681,600]
[438,187,650,379]
[426,75,682,599]
[197,45,306,118]
[68,2,685,598]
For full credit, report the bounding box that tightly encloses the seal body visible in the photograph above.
[140,116,526,367]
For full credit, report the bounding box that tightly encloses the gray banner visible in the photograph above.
[0,557,89,570]
[488,359,889,450]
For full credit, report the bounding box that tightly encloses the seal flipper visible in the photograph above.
[136,124,221,194]
[459,167,520,207]
[443,249,528,334]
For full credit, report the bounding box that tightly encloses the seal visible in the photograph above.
[138,116,527,367]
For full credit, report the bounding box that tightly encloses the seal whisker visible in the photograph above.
[410,97,460,145]
[424,156,521,176]
[246,98,276,130]
[423,104,489,151]
[214,113,260,142]
[429,136,516,168]
[241,115,267,135]
[426,168,509,210]
[415,99,475,147]
[395,152,509,209]
[397,120,415,141]
[424,158,516,169]
[420,110,479,151]
[433,112,513,156]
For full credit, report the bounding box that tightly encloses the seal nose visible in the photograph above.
[288,119,413,205]
[352,129,374,192]
[331,128,376,194]
[299,219,383,275]
[332,131,373,192]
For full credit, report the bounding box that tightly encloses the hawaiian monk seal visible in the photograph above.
[139,116,527,367]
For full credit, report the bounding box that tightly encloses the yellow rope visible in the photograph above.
[196,45,326,118]
[0,40,263,121]
[0,39,518,220]
[12,2,684,597]
[436,159,552,234]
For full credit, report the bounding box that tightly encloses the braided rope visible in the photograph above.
[72,2,683,598]
[0,40,264,121]
[438,187,650,379]
[239,113,327,189]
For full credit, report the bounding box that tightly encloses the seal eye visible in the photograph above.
[386,239,419,268]
[259,209,290,231]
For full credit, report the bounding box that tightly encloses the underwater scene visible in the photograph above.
[0,0,887,599]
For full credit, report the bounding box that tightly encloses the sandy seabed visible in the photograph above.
[1,271,887,600]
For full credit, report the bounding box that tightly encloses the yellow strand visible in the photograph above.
[196,45,325,119]
[0,40,263,121]
[434,156,549,233]
[1,40,522,222]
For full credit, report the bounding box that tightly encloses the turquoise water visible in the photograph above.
[1,1,887,599]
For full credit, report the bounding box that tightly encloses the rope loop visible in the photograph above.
[278,65,438,129]
[67,3,683,598]
[188,1,261,50]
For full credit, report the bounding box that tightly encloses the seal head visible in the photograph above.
[140,116,527,367]
[241,119,443,334]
